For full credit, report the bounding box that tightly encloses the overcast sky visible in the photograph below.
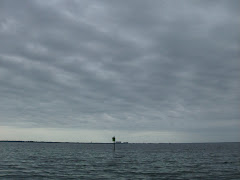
[0,0,239,143]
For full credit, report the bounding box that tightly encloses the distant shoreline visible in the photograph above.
[0,141,239,144]
[0,140,112,144]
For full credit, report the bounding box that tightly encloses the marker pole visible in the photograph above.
[112,136,115,151]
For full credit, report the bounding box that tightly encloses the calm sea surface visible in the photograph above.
[0,142,239,179]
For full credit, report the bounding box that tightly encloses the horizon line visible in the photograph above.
[0,140,239,144]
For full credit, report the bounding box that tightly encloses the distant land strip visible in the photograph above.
[0,141,239,144]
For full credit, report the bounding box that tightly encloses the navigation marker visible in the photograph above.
[112,136,116,151]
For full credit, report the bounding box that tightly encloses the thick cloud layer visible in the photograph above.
[0,0,239,142]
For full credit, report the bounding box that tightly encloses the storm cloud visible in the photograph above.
[0,0,239,142]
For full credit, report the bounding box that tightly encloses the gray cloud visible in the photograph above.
[0,0,239,142]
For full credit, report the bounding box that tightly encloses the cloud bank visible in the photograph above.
[0,0,239,142]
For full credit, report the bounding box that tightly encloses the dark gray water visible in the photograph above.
[0,142,239,179]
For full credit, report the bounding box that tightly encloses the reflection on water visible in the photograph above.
[0,142,239,179]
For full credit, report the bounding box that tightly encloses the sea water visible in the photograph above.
[0,142,239,179]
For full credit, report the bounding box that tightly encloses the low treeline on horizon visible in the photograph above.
[0,140,239,144]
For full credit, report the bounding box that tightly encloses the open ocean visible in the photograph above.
[0,142,239,179]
